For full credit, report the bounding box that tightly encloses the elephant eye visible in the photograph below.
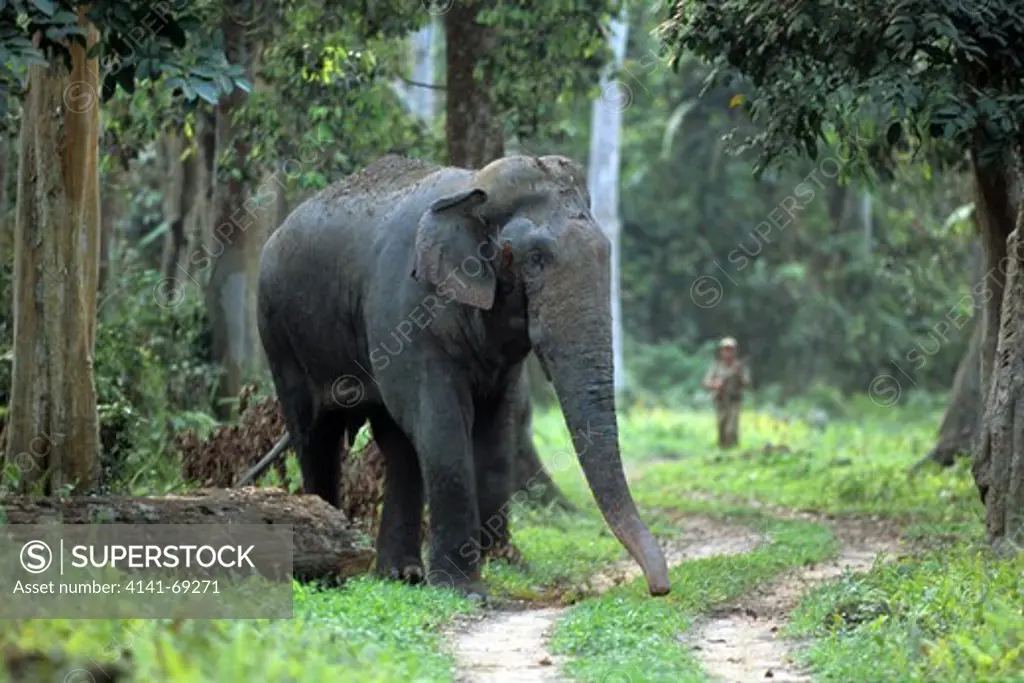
[525,250,547,274]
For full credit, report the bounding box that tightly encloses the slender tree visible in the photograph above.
[587,7,629,395]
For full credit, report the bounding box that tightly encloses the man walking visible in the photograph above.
[702,337,751,448]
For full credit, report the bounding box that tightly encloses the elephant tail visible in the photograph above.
[235,432,293,488]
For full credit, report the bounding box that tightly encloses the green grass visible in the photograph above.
[548,512,838,682]
[531,401,981,526]
[0,578,473,683]
[481,505,629,601]
[785,547,1024,681]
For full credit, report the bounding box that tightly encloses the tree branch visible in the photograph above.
[399,75,446,91]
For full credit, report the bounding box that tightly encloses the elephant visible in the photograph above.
[256,153,670,598]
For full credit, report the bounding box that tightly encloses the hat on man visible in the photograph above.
[718,336,738,349]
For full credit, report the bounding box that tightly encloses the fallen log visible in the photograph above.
[0,487,376,582]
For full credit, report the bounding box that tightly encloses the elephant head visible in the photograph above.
[412,155,670,596]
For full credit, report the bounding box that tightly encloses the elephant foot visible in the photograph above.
[377,560,425,585]
[425,569,489,602]
[485,538,529,570]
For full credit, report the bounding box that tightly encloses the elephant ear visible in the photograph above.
[413,188,499,310]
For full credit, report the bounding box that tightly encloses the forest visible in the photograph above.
[0,0,1020,681]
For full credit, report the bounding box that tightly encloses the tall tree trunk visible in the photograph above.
[914,240,985,471]
[0,131,10,278]
[246,168,282,374]
[243,57,284,377]
[442,2,568,508]
[444,1,502,168]
[206,6,260,419]
[0,132,9,235]
[188,108,216,282]
[860,190,873,256]
[587,8,629,395]
[914,321,982,471]
[977,214,1024,553]
[5,9,101,493]
[973,153,1014,405]
[159,130,195,295]
[974,146,1023,553]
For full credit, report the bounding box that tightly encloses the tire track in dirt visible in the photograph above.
[685,517,903,682]
[449,515,765,683]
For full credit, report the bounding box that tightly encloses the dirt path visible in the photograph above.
[449,516,765,683]
[686,519,903,682]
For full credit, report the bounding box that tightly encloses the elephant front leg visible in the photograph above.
[421,443,486,596]
[411,404,486,597]
[379,361,485,597]
[370,413,425,584]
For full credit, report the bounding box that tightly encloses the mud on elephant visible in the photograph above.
[256,153,670,598]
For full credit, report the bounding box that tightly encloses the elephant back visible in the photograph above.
[315,155,445,205]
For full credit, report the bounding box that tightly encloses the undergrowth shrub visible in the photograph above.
[788,548,1024,681]
[93,250,219,491]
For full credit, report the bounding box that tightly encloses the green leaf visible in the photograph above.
[189,66,221,80]
[164,77,187,94]
[32,0,56,17]
[315,121,332,144]
[44,27,79,42]
[50,10,79,25]
[194,81,219,105]
[233,77,253,93]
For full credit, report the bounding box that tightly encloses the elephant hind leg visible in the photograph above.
[297,412,347,508]
[263,349,339,505]
[369,410,425,584]
[265,352,316,487]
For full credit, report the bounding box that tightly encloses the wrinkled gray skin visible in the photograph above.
[257,154,670,598]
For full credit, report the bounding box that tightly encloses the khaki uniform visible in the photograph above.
[704,360,750,448]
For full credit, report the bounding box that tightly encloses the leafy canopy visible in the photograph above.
[0,0,250,127]
[658,0,1024,178]
[479,0,622,140]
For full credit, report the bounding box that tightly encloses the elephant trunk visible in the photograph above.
[537,340,671,596]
